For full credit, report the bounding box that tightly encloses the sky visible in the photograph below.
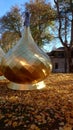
[0,0,27,17]
[0,0,54,17]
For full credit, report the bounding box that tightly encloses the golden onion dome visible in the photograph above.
[1,10,52,90]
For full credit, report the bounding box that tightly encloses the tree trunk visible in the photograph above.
[67,47,73,73]
[64,48,67,73]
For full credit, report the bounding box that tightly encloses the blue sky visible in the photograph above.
[0,0,27,17]
[0,0,53,17]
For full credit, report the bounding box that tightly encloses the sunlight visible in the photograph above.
[36,81,46,89]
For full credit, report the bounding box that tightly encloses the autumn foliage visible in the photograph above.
[0,73,73,129]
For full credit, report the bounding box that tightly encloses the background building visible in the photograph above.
[47,47,73,73]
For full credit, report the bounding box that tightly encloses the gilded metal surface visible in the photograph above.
[1,27,52,85]
[8,81,46,90]
[1,10,52,90]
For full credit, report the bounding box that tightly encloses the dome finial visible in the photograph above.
[24,9,30,27]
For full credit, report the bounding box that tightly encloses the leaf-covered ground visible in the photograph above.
[0,73,73,130]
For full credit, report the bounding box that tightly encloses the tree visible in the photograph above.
[0,6,22,52]
[25,0,56,46]
[0,31,20,52]
[54,0,73,72]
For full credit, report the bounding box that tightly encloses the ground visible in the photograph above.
[0,73,73,130]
